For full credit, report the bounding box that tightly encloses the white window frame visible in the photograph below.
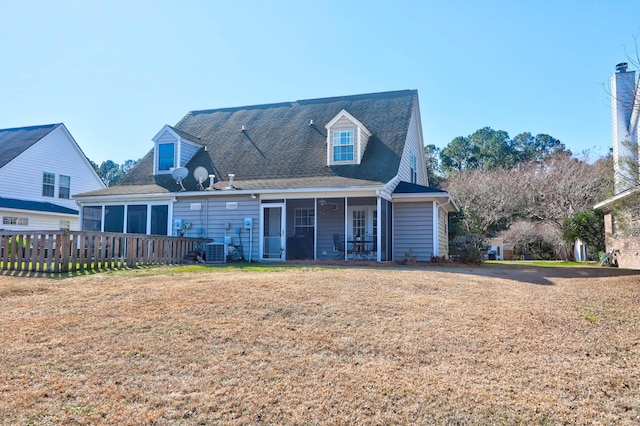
[3,216,29,226]
[157,142,175,172]
[43,172,55,197]
[332,129,355,163]
[59,175,71,199]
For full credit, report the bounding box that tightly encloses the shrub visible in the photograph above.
[449,233,488,264]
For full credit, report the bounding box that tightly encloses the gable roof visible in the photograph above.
[0,124,61,169]
[87,90,417,196]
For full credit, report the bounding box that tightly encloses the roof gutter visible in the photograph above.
[73,184,386,204]
[594,186,640,211]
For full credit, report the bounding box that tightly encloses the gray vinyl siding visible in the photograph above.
[173,196,260,261]
[155,132,200,169]
[357,126,370,163]
[438,207,449,257]
[393,201,434,261]
[397,108,427,186]
[179,142,200,167]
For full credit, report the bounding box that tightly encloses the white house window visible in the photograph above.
[333,129,354,162]
[158,143,175,171]
[59,175,71,199]
[410,153,418,184]
[42,172,55,197]
[3,216,28,226]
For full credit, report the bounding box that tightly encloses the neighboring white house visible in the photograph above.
[0,123,105,231]
[75,90,458,262]
[488,237,513,260]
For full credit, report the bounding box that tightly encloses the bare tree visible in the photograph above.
[442,167,525,236]
[519,152,611,230]
[444,152,611,259]
[502,220,566,260]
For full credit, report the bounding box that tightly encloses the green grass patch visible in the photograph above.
[485,260,599,268]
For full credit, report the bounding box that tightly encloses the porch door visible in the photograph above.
[347,206,377,239]
[262,204,285,259]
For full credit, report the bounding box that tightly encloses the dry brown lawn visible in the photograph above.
[0,263,639,425]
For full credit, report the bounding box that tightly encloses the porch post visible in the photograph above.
[377,197,382,262]
[314,198,318,260]
[344,197,348,260]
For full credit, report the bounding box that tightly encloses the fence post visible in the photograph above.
[60,231,71,273]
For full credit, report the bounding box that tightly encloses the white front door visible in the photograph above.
[261,204,285,260]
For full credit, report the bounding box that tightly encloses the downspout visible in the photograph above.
[436,197,452,210]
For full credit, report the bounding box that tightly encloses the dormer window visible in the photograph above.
[325,109,372,166]
[152,125,203,174]
[158,143,175,171]
[333,129,354,162]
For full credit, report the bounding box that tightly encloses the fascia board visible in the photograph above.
[325,109,372,136]
[594,186,640,210]
[0,207,77,217]
[151,125,174,143]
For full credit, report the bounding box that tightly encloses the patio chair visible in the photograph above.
[363,239,377,260]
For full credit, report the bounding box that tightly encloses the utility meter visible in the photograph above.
[243,217,253,229]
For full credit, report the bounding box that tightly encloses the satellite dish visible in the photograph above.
[171,167,188,191]
[193,166,208,190]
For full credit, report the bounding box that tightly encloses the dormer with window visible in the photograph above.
[152,125,203,174]
[325,109,372,166]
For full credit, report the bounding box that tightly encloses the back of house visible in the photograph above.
[75,90,457,262]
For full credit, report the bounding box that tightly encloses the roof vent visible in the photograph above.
[227,173,235,189]
[309,119,314,126]
[616,62,628,73]
[241,125,246,132]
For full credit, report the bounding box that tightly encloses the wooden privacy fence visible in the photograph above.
[0,230,211,273]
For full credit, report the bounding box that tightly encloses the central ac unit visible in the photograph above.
[206,242,226,263]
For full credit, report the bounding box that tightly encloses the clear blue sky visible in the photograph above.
[1,0,639,165]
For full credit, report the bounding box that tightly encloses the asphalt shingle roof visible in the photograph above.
[0,197,78,215]
[0,124,60,169]
[393,181,447,194]
[83,90,418,196]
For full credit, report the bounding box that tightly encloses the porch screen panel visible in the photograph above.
[150,205,169,235]
[127,205,147,234]
[380,199,393,261]
[82,206,102,231]
[104,205,124,233]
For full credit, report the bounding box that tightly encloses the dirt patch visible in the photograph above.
[0,264,638,424]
